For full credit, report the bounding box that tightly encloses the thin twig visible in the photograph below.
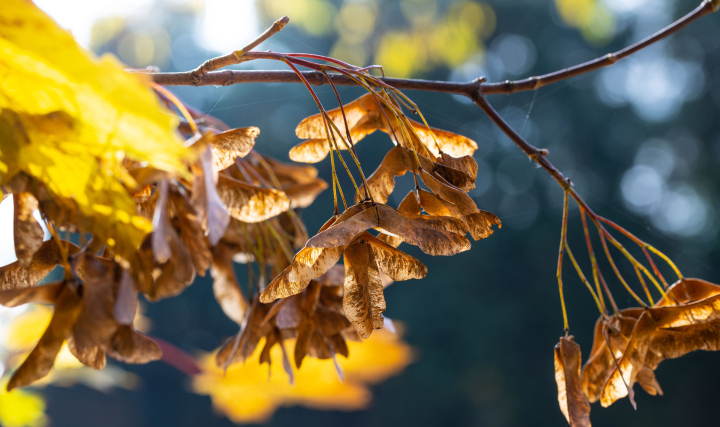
[189,16,289,82]
[482,0,720,94]
[557,191,570,333]
[581,209,617,315]
[564,241,605,316]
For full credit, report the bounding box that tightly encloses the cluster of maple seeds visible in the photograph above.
[0,87,499,387]
[555,277,720,427]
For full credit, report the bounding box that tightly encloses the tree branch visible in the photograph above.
[481,0,719,94]
[149,0,719,95]
[150,69,482,94]
[189,16,289,83]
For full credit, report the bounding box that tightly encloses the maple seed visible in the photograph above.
[209,127,259,170]
[555,336,591,427]
[599,278,720,408]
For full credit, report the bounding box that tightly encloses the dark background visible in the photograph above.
[37,0,720,425]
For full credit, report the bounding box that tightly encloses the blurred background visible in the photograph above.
[4,0,720,425]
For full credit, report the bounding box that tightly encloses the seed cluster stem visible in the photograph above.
[141,1,719,330]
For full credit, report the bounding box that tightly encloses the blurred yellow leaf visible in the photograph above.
[0,0,193,261]
[0,381,47,427]
[6,306,53,352]
[193,329,413,424]
[554,0,615,43]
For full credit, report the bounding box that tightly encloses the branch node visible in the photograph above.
[464,76,486,96]
[529,76,540,90]
[530,148,550,161]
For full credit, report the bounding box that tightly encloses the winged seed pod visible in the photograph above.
[258,269,357,376]
[304,202,471,256]
[260,202,434,306]
[354,146,499,242]
[208,127,258,171]
[555,336,591,427]
[12,192,45,267]
[580,308,645,403]
[289,93,478,163]
[2,258,161,389]
[0,240,79,291]
[580,279,720,408]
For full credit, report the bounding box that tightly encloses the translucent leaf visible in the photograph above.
[0,0,193,261]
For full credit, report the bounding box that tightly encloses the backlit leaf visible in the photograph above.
[0,0,193,261]
[193,329,412,424]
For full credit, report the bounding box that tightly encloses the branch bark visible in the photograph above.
[148,0,719,96]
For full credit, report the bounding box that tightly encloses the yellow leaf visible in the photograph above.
[193,329,413,424]
[0,380,48,427]
[0,0,193,261]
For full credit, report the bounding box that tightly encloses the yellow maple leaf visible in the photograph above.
[0,380,47,427]
[193,329,413,424]
[0,0,193,260]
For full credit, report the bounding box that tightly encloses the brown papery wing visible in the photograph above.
[374,204,470,256]
[305,205,378,249]
[211,244,249,324]
[295,93,376,139]
[555,336,592,427]
[210,127,258,170]
[342,239,385,339]
[12,192,44,267]
[358,146,412,204]
[0,240,76,291]
[217,175,290,223]
[363,232,427,281]
[7,282,83,390]
[0,281,64,307]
